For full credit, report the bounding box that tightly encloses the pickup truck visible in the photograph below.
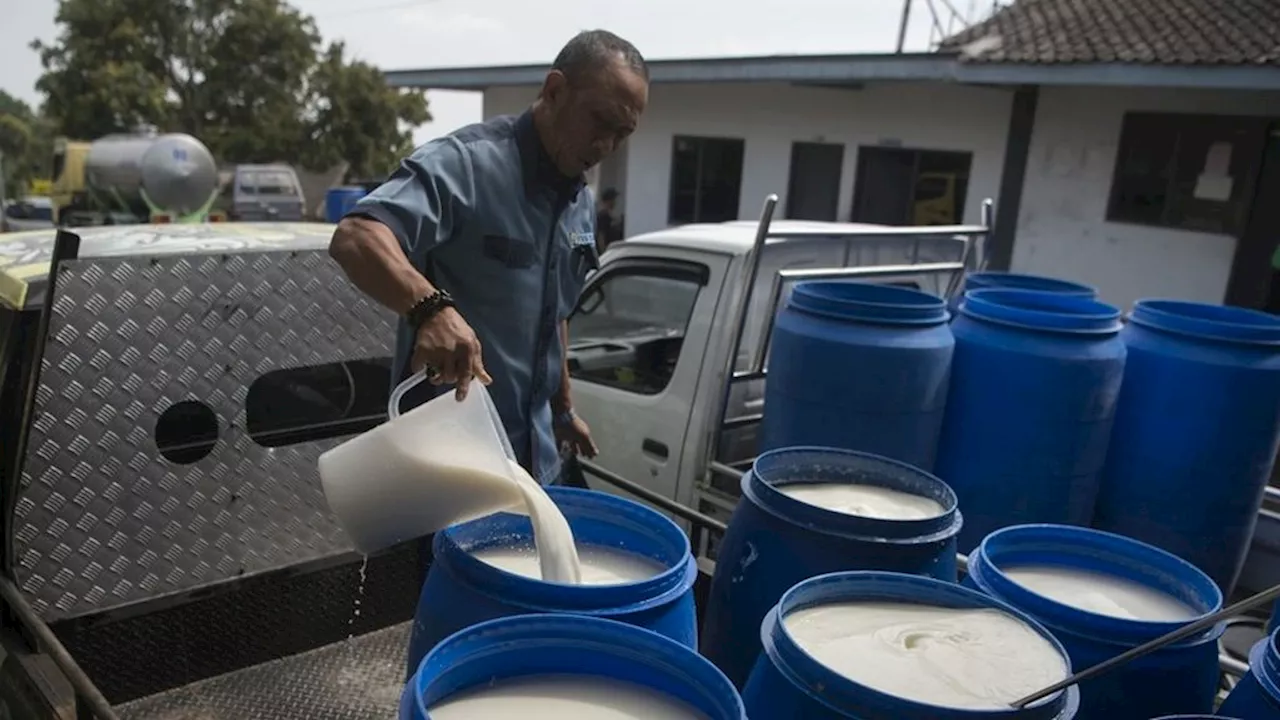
[0,196,1252,718]
[563,195,985,564]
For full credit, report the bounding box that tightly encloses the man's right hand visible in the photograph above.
[410,307,493,400]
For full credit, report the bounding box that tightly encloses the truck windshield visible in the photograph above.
[239,171,298,196]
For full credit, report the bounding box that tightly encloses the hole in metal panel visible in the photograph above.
[245,357,391,448]
[155,400,219,464]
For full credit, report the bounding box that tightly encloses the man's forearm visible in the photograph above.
[329,216,436,314]
[555,320,573,413]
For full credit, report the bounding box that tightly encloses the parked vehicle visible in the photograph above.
[563,197,984,563]
[0,196,55,233]
[222,164,306,222]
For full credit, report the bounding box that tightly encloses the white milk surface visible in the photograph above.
[777,482,945,520]
[1002,565,1198,622]
[426,674,710,719]
[784,601,1067,709]
[473,543,665,585]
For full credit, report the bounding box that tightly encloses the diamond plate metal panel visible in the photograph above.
[116,622,409,720]
[14,249,395,620]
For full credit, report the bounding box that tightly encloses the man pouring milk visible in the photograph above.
[328,30,649,491]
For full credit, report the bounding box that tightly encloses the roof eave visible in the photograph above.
[954,61,1280,91]
[383,53,958,90]
[385,55,1280,93]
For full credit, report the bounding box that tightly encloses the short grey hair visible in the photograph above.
[551,30,649,85]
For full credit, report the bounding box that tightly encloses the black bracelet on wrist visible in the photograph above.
[406,289,456,328]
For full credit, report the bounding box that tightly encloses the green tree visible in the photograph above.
[304,42,430,180]
[0,91,54,198]
[32,0,429,175]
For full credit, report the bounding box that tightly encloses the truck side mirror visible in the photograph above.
[577,286,605,316]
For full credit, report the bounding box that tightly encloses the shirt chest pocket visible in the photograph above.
[555,220,598,316]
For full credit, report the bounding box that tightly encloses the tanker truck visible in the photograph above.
[53,132,222,226]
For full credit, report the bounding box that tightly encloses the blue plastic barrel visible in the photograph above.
[701,447,962,688]
[404,487,697,677]
[966,524,1224,719]
[1094,300,1280,594]
[401,614,746,720]
[761,281,953,471]
[325,186,367,223]
[934,289,1126,551]
[1150,717,1242,719]
[950,272,1098,313]
[1270,599,1280,635]
[1219,628,1280,719]
[742,571,1080,719]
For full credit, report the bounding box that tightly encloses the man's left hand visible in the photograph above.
[557,413,598,458]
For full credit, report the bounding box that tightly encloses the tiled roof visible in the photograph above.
[940,0,1280,66]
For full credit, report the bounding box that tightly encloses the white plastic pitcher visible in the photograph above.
[318,372,524,555]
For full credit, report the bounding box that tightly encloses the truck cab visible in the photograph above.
[225,164,306,222]
[564,198,985,562]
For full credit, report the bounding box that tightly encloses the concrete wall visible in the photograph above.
[483,82,1014,236]
[1011,86,1280,311]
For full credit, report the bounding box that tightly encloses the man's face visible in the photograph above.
[541,58,648,176]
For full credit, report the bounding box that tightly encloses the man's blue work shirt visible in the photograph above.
[348,111,598,484]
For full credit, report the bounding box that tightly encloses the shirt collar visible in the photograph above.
[515,110,585,199]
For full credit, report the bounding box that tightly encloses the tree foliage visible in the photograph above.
[0,91,53,198]
[32,0,429,178]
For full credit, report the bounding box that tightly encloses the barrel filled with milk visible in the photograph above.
[404,486,699,675]
[761,281,954,471]
[701,447,962,688]
[934,289,1126,551]
[402,614,746,720]
[742,571,1080,719]
[1094,299,1280,595]
[966,524,1223,719]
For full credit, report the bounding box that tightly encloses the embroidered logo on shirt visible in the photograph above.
[568,231,596,248]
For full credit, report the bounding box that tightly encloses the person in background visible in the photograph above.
[327,29,648,491]
[596,187,623,253]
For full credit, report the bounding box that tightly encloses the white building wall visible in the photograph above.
[1011,86,1280,311]
[484,81,1280,311]
[484,82,1014,236]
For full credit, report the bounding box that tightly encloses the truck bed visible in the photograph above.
[116,623,409,720]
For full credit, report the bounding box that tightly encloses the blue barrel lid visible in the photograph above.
[763,571,1079,719]
[969,524,1223,647]
[962,289,1123,335]
[965,272,1096,297]
[1129,299,1280,347]
[435,486,696,611]
[410,614,746,719]
[327,185,367,195]
[789,281,949,326]
[748,446,962,543]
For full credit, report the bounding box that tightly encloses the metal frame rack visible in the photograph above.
[696,194,990,556]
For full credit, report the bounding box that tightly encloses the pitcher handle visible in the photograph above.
[388,370,429,420]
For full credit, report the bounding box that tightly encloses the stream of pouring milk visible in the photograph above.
[505,458,582,584]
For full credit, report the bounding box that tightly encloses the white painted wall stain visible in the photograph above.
[1013,86,1280,312]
